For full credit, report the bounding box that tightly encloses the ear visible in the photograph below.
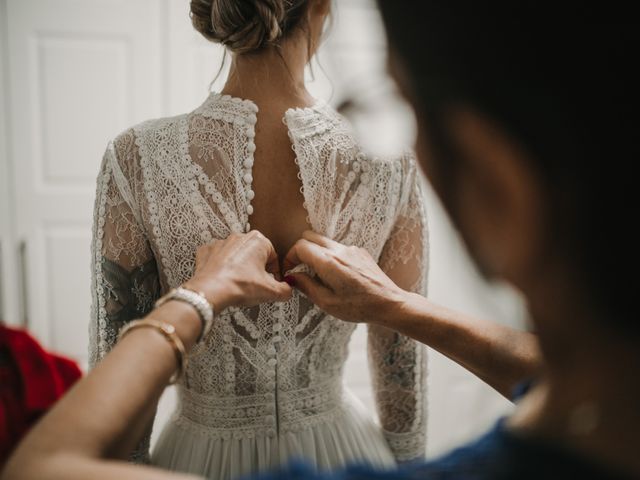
[445,108,545,285]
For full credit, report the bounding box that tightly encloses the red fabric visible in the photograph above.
[0,325,82,464]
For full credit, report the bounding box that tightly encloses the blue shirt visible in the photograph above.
[250,419,632,480]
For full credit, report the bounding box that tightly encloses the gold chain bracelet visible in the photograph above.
[118,319,187,385]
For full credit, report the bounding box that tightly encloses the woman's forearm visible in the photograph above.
[2,301,204,480]
[381,292,541,399]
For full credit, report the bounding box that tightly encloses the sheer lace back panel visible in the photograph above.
[90,93,429,463]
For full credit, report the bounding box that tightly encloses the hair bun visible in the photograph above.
[191,0,287,54]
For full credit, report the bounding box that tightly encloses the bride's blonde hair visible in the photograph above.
[190,0,312,54]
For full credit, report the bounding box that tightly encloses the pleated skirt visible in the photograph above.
[151,391,396,480]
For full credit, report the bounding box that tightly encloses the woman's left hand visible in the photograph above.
[184,231,293,311]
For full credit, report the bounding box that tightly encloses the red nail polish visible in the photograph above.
[284,275,296,287]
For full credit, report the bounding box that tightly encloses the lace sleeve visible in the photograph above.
[89,136,160,462]
[368,156,429,463]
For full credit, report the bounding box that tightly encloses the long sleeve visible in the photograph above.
[89,135,161,462]
[368,157,429,463]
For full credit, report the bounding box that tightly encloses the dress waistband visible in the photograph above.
[174,379,344,439]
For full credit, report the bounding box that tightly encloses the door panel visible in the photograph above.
[6,0,162,363]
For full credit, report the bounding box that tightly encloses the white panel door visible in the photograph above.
[165,0,227,116]
[5,0,163,363]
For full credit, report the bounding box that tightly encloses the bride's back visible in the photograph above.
[89,0,429,474]
[244,97,310,259]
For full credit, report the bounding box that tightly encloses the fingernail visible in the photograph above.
[284,275,296,287]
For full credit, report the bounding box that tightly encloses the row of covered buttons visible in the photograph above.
[242,104,258,233]
[264,304,284,437]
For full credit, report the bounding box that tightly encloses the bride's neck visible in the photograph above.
[221,35,313,108]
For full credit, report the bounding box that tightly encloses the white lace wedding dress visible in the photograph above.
[89,93,429,480]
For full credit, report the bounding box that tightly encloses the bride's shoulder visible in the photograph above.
[118,113,187,142]
[104,113,187,173]
[294,103,417,168]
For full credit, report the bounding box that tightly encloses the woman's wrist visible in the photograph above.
[146,300,202,351]
[374,287,417,328]
[183,275,237,312]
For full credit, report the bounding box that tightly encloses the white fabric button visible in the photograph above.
[247,142,256,153]
[246,127,255,138]
[244,157,254,168]
[272,323,282,332]
[265,415,275,425]
[247,189,255,200]
[268,358,277,367]
[248,114,257,124]
[245,223,251,232]
[246,205,254,215]
[243,173,253,184]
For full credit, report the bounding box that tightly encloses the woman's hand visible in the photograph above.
[184,231,292,311]
[283,230,410,324]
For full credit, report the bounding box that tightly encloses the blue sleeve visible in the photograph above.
[246,461,407,480]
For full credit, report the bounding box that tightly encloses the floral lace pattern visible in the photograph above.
[89,93,429,464]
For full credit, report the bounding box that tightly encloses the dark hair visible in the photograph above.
[190,0,311,54]
[378,2,638,333]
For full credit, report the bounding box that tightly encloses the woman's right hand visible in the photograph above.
[184,231,292,311]
[282,230,409,326]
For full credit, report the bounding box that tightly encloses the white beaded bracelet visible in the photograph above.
[155,287,214,343]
